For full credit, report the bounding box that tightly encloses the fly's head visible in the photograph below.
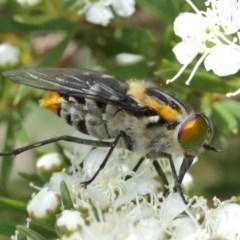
[176,113,219,155]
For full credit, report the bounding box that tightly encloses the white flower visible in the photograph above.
[77,0,136,26]
[0,43,20,67]
[81,148,159,208]
[37,152,66,181]
[37,152,64,171]
[111,0,135,17]
[115,53,144,66]
[27,188,61,220]
[56,210,84,233]
[19,139,240,239]
[167,0,240,95]
[16,0,41,6]
[85,2,114,26]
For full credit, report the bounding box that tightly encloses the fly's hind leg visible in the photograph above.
[0,135,113,157]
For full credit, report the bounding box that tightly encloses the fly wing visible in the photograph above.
[2,68,164,116]
[2,68,130,103]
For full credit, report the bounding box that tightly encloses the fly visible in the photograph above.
[0,68,219,203]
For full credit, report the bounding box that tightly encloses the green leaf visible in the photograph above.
[85,27,154,57]
[17,225,49,240]
[114,27,155,55]
[0,121,14,189]
[212,101,238,144]
[0,113,30,178]
[0,14,73,32]
[60,180,74,209]
[0,14,35,33]
[18,171,41,183]
[220,99,240,119]
[29,220,57,238]
[213,102,238,134]
[13,85,35,106]
[103,60,152,80]
[0,221,16,237]
[0,196,26,212]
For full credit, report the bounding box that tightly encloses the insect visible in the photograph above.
[1,68,219,203]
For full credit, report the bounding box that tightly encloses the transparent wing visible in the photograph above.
[3,68,151,113]
[2,68,129,102]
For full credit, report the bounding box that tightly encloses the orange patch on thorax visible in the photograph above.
[127,81,178,121]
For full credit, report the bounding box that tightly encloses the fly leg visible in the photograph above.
[178,155,194,185]
[0,135,113,157]
[152,160,170,197]
[155,152,188,204]
[124,157,145,180]
[81,130,125,188]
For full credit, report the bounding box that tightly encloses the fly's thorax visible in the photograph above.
[113,112,186,157]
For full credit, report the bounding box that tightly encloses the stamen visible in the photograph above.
[226,88,240,97]
[185,0,202,15]
[166,63,190,84]
[185,51,209,85]
[219,34,240,51]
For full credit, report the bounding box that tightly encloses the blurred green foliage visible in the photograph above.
[0,0,240,238]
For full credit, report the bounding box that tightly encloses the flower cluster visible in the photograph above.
[15,0,136,26]
[168,0,240,96]
[77,0,136,26]
[11,140,240,239]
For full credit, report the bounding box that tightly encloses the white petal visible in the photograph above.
[27,188,61,219]
[47,172,70,193]
[0,43,20,66]
[173,41,199,65]
[204,45,240,76]
[83,149,106,177]
[208,0,240,34]
[56,210,84,232]
[182,173,193,191]
[174,13,208,39]
[232,8,240,31]
[111,0,135,17]
[134,218,165,240]
[169,216,197,240]
[37,152,63,170]
[85,4,113,26]
[115,53,144,65]
[213,203,240,235]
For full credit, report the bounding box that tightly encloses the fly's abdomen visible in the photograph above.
[40,91,116,139]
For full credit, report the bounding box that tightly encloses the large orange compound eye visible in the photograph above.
[178,114,213,150]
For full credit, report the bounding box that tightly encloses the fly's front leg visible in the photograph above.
[157,152,188,204]
[152,159,170,197]
[178,154,194,184]
[81,130,125,188]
